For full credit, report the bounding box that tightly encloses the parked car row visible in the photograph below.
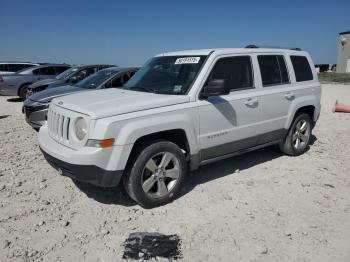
[26,64,116,97]
[0,64,71,99]
[1,46,322,208]
[23,67,138,129]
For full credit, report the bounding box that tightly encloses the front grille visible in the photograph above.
[48,108,71,142]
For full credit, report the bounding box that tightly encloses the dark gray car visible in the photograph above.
[23,67,138,129]
[0,64,71,99]
[26,64,116,98]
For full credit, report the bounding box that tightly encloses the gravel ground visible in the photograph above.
[0,84,349,262]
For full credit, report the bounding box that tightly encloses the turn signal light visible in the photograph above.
[86,138,115,148]
[100,138,115,148]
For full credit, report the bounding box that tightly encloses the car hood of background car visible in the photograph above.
[29,79,62,89]
[52,89,190,119]
[30,85,87,103]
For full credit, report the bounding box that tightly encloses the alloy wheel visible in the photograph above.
[292,119,310,150]
[141,152,180,198]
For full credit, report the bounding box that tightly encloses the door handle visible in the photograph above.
[284,92,295,100]
[244,97,258,107]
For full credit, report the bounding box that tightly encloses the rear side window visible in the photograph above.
[33,68,41,75]
[7,64,27,72]
[0,64,7,71]
[55,66,70,74]
[290,56,313,82]
[40,66,56,75]
[258,55,289,86]
[207,56,254,91]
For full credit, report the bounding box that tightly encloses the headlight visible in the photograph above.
[74,117,87,140]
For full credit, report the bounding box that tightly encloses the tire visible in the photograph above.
[279,113,312,156]
[123,140,187,208]
[19,84,30,101]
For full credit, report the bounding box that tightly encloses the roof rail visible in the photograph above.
[245,44,302,51]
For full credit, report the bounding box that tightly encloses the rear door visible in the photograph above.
[198,55,263,161]
[255,54,293,144]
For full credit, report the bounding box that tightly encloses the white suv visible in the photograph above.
[38,47,321,208]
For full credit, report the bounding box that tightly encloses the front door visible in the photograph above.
[198,55,263,161]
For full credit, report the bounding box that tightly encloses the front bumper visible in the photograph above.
[23,106,48,128]
[38,125,125,187]
[41,148,123,187]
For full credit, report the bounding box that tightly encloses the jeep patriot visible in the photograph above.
[38,47,321,207]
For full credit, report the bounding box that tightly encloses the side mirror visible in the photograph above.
[201,79,229,98]
[68,76,78,84]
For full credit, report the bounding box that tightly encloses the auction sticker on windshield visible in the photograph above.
[175,57,200,64]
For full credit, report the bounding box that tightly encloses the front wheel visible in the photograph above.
[279,113,312,156]
[123,140,187,208]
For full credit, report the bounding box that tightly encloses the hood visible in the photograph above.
[52,89,190,119]
[29,78,62,89]
[30,85,87,103]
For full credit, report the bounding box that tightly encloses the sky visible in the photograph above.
[1,0,350,66]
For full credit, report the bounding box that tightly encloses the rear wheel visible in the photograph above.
[279,113,312,156]
[19,84,30,100]
[123,140,187,208]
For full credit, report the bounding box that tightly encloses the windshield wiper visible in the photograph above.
[128,86,154,93]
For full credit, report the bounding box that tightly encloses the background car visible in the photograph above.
[23,67,138,129]
[26,64,116,98]
[0,62,40,74]
[0,64,71,99]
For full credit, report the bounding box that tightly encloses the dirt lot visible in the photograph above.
[0,84,349,262]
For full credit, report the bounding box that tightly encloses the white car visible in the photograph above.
[38,46,321,208]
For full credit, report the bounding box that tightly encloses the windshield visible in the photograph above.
[74,69,118,89]
[123,56,207,94]
[56,68,77,80]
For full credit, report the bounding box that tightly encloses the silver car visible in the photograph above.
[0,62,40,74]
[23,67,138,129]
[0,64,71,99]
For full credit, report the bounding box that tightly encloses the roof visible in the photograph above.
[104,66,139,72]
[72,64,117,69]
[158,47,306,57]
[0,62,39,64]
[32,64,71,69]
[339,31,350,35]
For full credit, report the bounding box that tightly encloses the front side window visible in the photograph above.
[206,56,254,91]
[290,56,313,82]
[123,56,207,94]
[258,55,289,86]
[56,67,77,80]
[70,67,99,83]
[0,64,7,71]
[75,69,118,89]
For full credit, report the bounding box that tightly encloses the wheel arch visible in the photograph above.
[127,129,191,163]
[285,96,317,129]
[17,82,33,96]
